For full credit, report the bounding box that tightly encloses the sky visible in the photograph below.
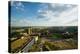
[10,1,78,27]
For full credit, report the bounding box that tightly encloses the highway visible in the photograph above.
[20,38,35,52]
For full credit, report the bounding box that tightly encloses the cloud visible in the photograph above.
[50,4,76,17]
[11,18,34,26]
[36,4,78,26]
[37,4,76,20]
[10,1,25,12]
[11,2,78,26]
[65,19,78,26]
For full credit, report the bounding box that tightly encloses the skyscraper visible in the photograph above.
[28,28,32,35]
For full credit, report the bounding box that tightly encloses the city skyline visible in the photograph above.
[10,1,78,27]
